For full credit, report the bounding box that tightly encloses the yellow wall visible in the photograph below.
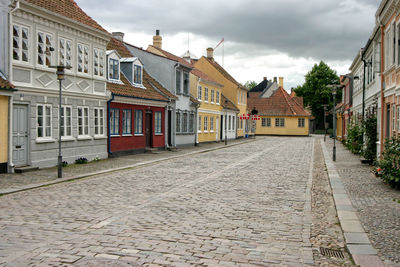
[0,96,9,163]
[255,116,309,136]
[198,113,220,142]
[336,114,343,141]
[194,58,247,137]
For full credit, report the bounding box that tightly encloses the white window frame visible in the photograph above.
[37,104,52,139]
[155,111,162,134]
[183,71,190,95]
[176,69,182,94]
[77,43,89,74]
[94,48,105,77]
[298,118,305,128]
[216,90,220,105]
[204,87,209,102]
[204,116,208,132]
[61,106,72,138]
[94,107,105,137]
[198,115,202,133]
[134,110,143,135]
[189,113,194,133]
[77,106,90,137]
[12,24,30,63]
[210,116,214,132]
[134,64,143,85]
[211,88,215,103]
[37,31,52,67]
[393,105,396,132]
[58,37,72,68]
[182,112,188,133]
[122,109,132,136]
[109,58,120,81]
[275,118,285,127]
[198,86,202,101]
[397,106,400,132]
[110,108,120,136]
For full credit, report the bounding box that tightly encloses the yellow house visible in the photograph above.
[194,48,248,138]
[190,68,223,143]
[248,86,310,136]
[0,75,16,173]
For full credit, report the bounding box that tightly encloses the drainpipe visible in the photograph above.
[379,22,385,158]
[195,77,200,146]
[107,93,114,155]
[8,0,20,173]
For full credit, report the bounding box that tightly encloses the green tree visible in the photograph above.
[294,61,341,129]
[244,80,257,90]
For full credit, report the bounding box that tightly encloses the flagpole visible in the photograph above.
[222,40,224,68]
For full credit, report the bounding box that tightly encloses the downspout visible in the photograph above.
[195,77,200,146]
[107,93,114,155]
[379,22,385,158]
[8,0,20,173]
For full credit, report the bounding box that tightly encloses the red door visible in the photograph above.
[145,112,152,147]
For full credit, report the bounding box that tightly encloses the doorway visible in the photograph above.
[145,111,153,147]
[386,104,390,138]
[13,104,28,166]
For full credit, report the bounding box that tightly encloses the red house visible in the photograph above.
[106,36,176,155]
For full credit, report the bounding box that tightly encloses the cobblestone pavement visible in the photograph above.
[324,137,400,266]
[0,138,252,193]
[0,137,315,266]
[310,139,353,266]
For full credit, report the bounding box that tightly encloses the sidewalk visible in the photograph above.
[0,138,255,196]
[321,135,400,266]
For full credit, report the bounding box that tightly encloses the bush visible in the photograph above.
[75,157,88,164]
[345,121,363,154]
[363,115,377,162]
[62,161,68,167]
[376,137,400,189]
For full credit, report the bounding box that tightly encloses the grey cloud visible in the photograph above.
[77,0,380,61]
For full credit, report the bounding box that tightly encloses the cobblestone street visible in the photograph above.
[0,137,316,266]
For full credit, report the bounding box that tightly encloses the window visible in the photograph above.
[37,32,52,66]
[94,108,104,136]
[298,118,305,128]
[109,58,119,80]
[61,106,72,137]
[205,88,209,102]
[183,72,189,95]
[110,108,119,135]
[37,104,51,138]
[182,112,188,133]
[198,115,202,132]
[210,117,214,132]
[211,89,215,103]
[398,24,400,65]
[393,22,396,65]
[198,86,202,101]
[233,116,235,130]
[262,118,271,127]
[78,44,89,73]
[134,65,142,84]
[94,48,105,77]
[397,106,400,131]
[189,113,194,133]
[122,109,132,135]
[134,110,143,134]
[204,116,208,132]
[78,107,89,136]
[393,105,396,132]
[13,25,29,62]
[59,38,72,67]
[275,118,285,127]
[176,112,181,133]
[155,111,162,134]
[228,115,231,130]
[176,70,181,94]
[216,91,220,104]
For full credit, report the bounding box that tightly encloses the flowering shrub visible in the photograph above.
[376,137,400,189]
[346,120,363,154]
[363,115,377,162]
[75,157,88,164]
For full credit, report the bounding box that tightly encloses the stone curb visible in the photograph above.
[321,140,385,267]
[0,139,257,197]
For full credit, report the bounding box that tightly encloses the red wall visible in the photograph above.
[109,102,165,153]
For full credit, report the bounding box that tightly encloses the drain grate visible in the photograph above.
[320,247,344,258]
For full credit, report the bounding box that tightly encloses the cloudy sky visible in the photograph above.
[77,0,380,90]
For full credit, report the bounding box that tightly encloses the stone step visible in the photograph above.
[145,147,162,154]
[14,166,39,173]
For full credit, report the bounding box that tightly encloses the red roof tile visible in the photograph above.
[0,76,15,89]
[221,94,239,112]
[247,87,311,117]
[24,0,108,33]
[202,56,248,91]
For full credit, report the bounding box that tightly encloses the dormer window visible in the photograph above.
[109,58,119,80]
[134,65,142,84]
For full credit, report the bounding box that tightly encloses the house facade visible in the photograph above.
[7,0,110,170]
[106,36,172,155]
[190,68,223,143]
[221,94,240,140]
[194,48,248,138]
[248,85,310,136]
[126,31,198,147]
[376,0,400,153]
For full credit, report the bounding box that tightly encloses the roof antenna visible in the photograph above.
[187,32,190,52]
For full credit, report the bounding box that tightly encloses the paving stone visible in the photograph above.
[344,233,370,244]
[347,244,377,255]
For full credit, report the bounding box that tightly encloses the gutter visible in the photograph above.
[8,0,19,173]
[107,93,115,155]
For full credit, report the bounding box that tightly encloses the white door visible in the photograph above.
[13,104,29,166]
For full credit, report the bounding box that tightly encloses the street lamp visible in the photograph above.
[327,84,342,162]
[322,104,328,142]
[49,64,71,178]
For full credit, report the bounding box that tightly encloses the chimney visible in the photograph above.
[273,77,277,83]
[263,77,267,81]
[207,47,214,59]
[279,77,284,88]
[153,29,162,49]
[112,32,124,41]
